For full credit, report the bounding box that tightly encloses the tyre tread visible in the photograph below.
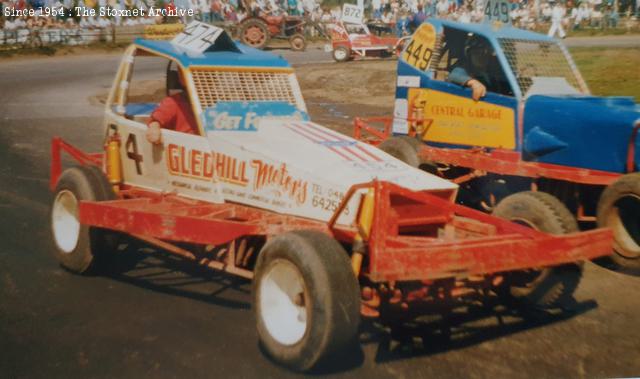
[493,191,582,308]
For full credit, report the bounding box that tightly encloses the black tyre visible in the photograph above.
[239,18,270,49]
[493,191,583,308]
[378,136,421,168]
[253,230,360,371]
[50,165,116,274]
[332,46,351,62]
[597,173,640,272]
[289,33,306,51]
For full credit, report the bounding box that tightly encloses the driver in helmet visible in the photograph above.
[146,69,198,144]
[447,35,493,101]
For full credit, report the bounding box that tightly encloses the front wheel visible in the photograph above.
[50,165,116,274]
[289,33,306,51]
[597,173,640,273]
[493,191,583,308]
[332,46,351,62]
[253,230,360,371]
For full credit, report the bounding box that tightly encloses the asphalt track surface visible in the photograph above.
[1,39,640,378]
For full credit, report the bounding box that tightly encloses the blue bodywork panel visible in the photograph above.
[134,38,291,69]
[203,101,309,132]
[523,95,640,172]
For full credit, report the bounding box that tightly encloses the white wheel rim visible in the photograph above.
[335,49,347,60]
[259,259,308,346]
[52,190,81,254]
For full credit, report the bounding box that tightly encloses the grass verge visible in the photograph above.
[570,46,640,100]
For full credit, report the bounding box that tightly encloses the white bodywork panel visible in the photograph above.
[116,116,457,225]
[115,118,225,203]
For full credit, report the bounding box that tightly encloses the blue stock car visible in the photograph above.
[363,19,640,272]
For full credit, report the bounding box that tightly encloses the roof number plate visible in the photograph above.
[483,0,511,24]
[341,4,364,24]
[172,21,225,53]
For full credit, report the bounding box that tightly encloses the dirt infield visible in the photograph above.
[296,60,397,135]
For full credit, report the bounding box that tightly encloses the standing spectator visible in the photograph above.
[604,4,619,27]
[288,0,299,15]
[590,4,603,27]
[211,0,223,20]
[382,6,393,29]
[395,9,409,36]
[172,0,187,23]
[457,4,472,22]
[372,0,382,18]
[426,0,437,17]
[576,2,590,29]
[302,0,315,13]
[165,0,179,23]
[541,2,552,21]
[410,3,427,30]
[436,0,450,17]
[469,1,483,21]
[202,0,212,22]
[224,1,239,20]
[547,1,566,38]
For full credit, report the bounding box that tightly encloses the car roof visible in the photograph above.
[133,38,292,69]
[427,19,556,43]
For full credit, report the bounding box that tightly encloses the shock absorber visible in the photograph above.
[105,125,122,193]
[351,187,376,277]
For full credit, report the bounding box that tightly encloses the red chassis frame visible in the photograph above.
[51,137,612,283]
[353,117,627,187]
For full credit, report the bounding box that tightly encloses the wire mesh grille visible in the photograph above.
[499,38,589,96]
[191,70,298,108]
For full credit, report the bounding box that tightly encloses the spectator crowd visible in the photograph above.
[0,0,638,42]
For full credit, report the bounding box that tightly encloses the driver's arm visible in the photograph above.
[466,79,486,101]
[448,66,486,101]
[146,96,178,145]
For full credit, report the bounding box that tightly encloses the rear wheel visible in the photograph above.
[50,165,116,274]
[332,46,351,62]
[289,33,306,51]
[597,173,640,273]
[378,136,421,168]
[253,230,360,371]
[493,191,583,308]
[239,18,270,49]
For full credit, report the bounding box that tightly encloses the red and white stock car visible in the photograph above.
[49,22,612,371]
[329,21,409,62]
[328,4,409,62]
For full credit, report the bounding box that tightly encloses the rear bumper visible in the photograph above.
[331,181,613,283]
[369,228,612,282]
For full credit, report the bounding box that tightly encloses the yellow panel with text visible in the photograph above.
[409,89,515,149]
